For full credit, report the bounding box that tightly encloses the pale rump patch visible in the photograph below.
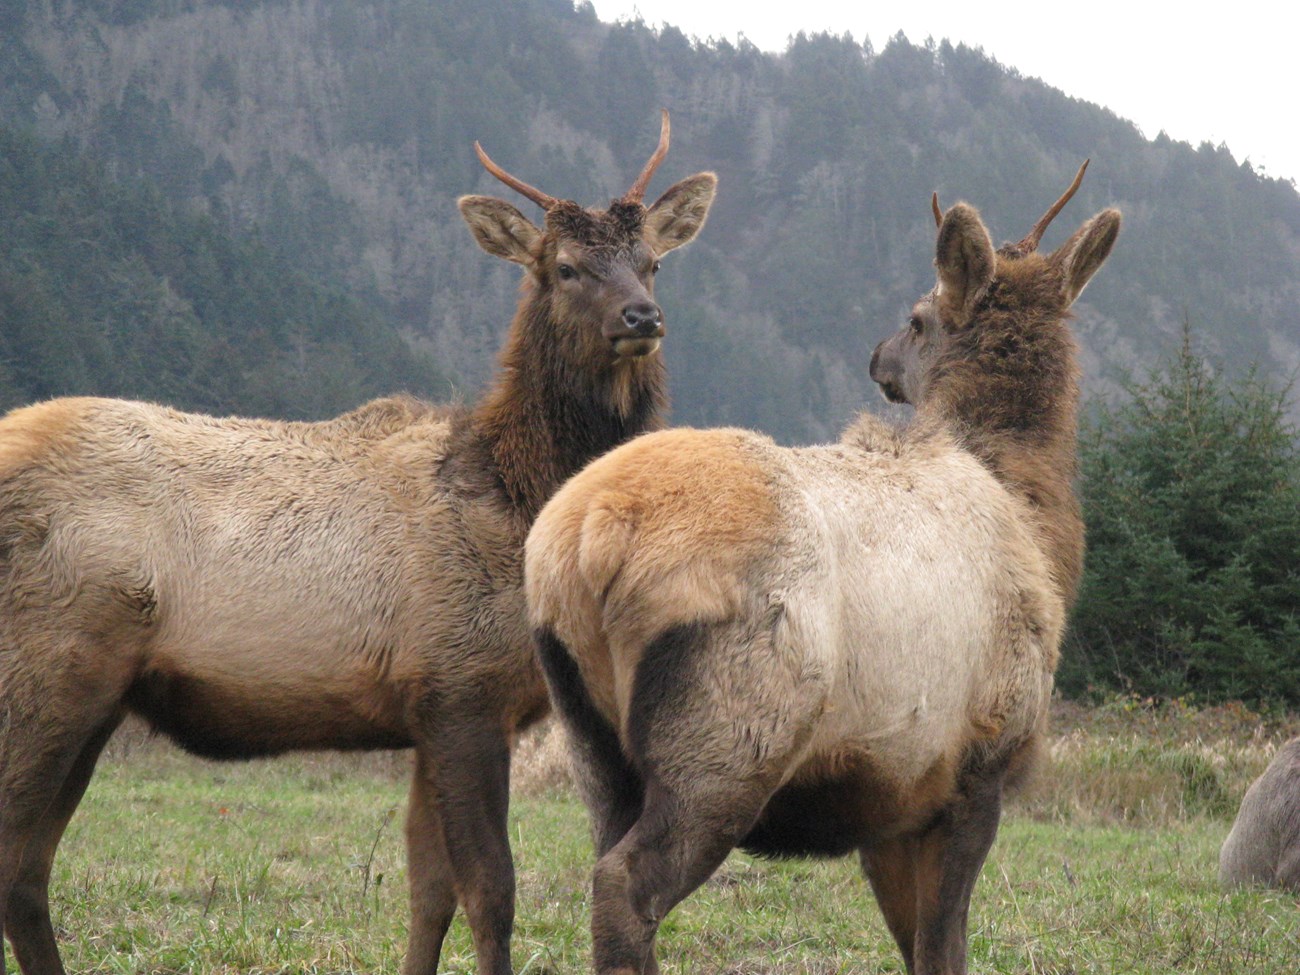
[528,427,780,722]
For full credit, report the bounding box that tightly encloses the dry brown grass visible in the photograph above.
[1013,696,1300,826]
[514,696,1300,828]
[511,720,575,797]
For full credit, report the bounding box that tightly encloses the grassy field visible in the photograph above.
[8,699,1300,974]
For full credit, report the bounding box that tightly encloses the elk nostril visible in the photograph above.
[622,302,663,336]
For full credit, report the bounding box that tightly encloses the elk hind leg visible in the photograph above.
[535,627,643,857]
[2,658,129,975]
[592,780,759,975]
[1276,842,1300,892]
[592,619,824,975]
[3,715,122,975]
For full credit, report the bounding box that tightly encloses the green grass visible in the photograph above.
[8,705,1300,974]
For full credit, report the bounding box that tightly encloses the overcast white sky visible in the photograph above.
[590,1,1298,185]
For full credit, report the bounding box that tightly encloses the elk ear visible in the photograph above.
[935,203,996,328]
[458,195,542,265]
[645,172,717,254]
[1053,208,1121,304]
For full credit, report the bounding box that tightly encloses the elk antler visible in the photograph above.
[931,192,942,228]
[1012,160,1089,254]
[474,141,558,210]
[623,109,671,204]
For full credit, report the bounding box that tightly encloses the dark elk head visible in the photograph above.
[870,162,1121,407]
[458,111,717,363]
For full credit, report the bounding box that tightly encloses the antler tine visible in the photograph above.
[624,109,671,204]
[474,141,557,210]
[931,192,942,228]
[1017,159,1090,253]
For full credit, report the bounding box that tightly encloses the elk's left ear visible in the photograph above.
[935,203,995,328]
[1053,208,1121,304]
[645,172,717,254]
[458,195,542,265]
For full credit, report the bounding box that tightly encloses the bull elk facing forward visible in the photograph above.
[0,112,716,975]
[526,167,1118,975]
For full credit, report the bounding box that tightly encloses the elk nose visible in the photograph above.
[869,344,881,379]
[622,301,664,337]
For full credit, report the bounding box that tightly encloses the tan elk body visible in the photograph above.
[0,114,716,975]
[1220,737,1300,891]
[526,170,1120,975]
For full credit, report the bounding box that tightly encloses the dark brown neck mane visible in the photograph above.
[450,111,711,527]
[923,255,1085,605]
[465,284,667,523]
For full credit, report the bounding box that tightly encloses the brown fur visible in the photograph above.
[1220,738,1300,891]
[0,129,716,975]
[527,181,1119,974]
[926,254,1085,604]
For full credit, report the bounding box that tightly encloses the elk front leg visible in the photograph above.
[910,771,1004,975]
[402,756,460,975]
[410,710,515,975]
[860,837,922,975]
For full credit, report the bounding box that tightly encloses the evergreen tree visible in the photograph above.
[1064,333,1300,705]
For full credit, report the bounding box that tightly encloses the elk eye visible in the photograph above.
[556,264,577,281]
[651,260,662,275]
[909,316,924,335]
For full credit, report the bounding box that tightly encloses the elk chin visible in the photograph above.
[611,336,662,358]
[877,380,909,405]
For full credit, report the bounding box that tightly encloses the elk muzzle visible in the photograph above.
[606,300,665,358]
[869,337,908,404]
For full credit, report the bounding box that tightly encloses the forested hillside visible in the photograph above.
[0,127,445,416]
[3,0,1300,440]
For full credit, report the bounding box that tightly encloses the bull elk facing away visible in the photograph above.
[526,168,1119,975]
[0,111,716,975]
[1219,737,1300,891]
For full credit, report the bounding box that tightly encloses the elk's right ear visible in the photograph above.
[645,172,717,254]
[458,195,542,265]
[934,203,995,328]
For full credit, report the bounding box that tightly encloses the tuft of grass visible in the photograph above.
[7,702,1299,974]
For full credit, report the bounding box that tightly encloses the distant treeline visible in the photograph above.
[3,0,1299,439]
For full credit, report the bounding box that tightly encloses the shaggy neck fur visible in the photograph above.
[468,281,667,523]
[921,255,1084,605]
